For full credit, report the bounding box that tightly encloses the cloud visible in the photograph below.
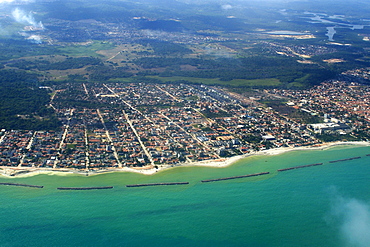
[221,4,233,10]
[0,0,34,4]
[12,8,44,29]
[328,188,370,247]
[27,34,42,43]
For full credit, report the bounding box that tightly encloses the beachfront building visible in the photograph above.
[309,123,351,134]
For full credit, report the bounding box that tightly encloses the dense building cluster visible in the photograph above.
[267,80,370,138]
[342,67,370,81]
[42,18,231,45]
[1,81,369,171]
[262,42,336,58]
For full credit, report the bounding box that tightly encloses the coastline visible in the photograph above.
[1,141,369,178]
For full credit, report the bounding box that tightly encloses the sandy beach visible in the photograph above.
[1,141,369,177]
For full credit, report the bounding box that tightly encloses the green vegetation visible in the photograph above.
[352,129,370,141]
[243,134,263,144]
[2,0,370,133]
[135,56,336,87]
[137,40,192,56]
[0,70,60,130]
[134,57,200,68]
[316,133,360,142]
[146,76,282,87]
[264,100,322,124]
[58,42,116,57]
[201,108,232,118]
[0,39,58,61]
[201,126,213,132]
[87,65,133,81]
[10,57,102,71]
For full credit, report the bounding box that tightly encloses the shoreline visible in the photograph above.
[1,141,369,178]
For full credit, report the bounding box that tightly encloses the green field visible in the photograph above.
[58,41,116,57]
[148,76,282,87]
[110,76,282,87]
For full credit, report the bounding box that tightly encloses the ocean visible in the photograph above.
[0,145,369,247]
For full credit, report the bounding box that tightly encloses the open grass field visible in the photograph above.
[97,44,151,62]
[148,76,282,87]
[58,41,116,57]
[110,76,282,87]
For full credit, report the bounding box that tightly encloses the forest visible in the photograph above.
[135,56,336,87]
[87,65,133,81]
[9,57,102,71]
[0,70,60,130]
[137,39,193,56]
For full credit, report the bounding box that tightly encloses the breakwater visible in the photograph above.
[201,172,270,183]
[277,163,323,172]
[1,145,368,247]
[0,154,368,192]
[0,182,43,188]
[329,156,361,163]
[126,182,189,187]
[57,186,114,190]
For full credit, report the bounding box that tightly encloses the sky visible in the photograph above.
[0,0,351,3]
[0,0,34,3]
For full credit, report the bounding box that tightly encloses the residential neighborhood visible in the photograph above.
[1,80,369,171]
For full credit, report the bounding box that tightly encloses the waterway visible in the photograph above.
[0,145,369,246]
[326,27,336,41]
[304,12,367,41]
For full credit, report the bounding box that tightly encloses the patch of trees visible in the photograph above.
[135,57,201,68]
[137,39,192,56]
[87,65,133,81]
[10,57,102,71]
[201,108,232,118]
[0,39,58,61]
[53,98,108,109]
[129,76,163,84]
[0,69,37,85]
[67,74,86,81]
[311,46,370,72]
[316,133,357,142]
[298,68,337,86]
[352,129,370,141]
[0,70,60,130]
[0,87,49,116]
[242,134,262,144]
[0,115,60,131]
[265,100,322,124]
[134,56,336,86]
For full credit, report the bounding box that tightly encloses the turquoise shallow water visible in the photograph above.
[0,145,369,247]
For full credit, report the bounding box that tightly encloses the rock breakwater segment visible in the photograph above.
[329,156,361,163]
[201,172,270,183]
[126,182,189,187]
[57,186,114,190]
[0,182,44,188]
[277,163,323,172]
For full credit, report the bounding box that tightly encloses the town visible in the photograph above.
[1,78,369,172]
